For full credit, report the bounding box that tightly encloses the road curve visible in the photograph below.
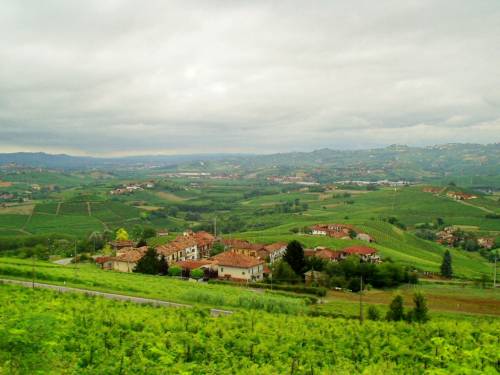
[0,278,233,316]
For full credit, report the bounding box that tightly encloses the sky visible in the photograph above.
[0,0,499,156]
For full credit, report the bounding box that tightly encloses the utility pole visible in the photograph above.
[32,249,36,289]
[494,250,498,288]
[213,217,217,237]
[74,240,78,279]
[359,275,364,324]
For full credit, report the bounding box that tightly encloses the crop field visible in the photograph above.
[1,284,499,374]
[0,214,29,229]
[0,258,307,314]
[59,202,89,216]
[25,214,103,236]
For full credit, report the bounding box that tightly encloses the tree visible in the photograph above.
[272,260,300,284]
[386,295,405,321]
[142,227,157,239]
[210,242,225,256]
[115,228,129,241]
[168,266,182,277]
[440,250,453,278]
[131,225,143,240]
[134,248,160,275]
[410,293,429,323]
[158,255,169,275]
[190,268,204,280]
[367,305,381,321]
[283,240,306,276]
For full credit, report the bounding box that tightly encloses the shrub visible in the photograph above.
[168,266,182,277]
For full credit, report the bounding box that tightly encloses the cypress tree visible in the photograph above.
[283,240,306,276]
[158,255,169,275]
[134,247,161,275]
[411,292,429,323]
[386,295,404,321]
[440,250,453,278]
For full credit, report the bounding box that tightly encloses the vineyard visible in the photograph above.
[1,284,499,374]
[0,258,307,314]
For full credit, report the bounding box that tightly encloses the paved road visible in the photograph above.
[52,257,74,265]
[0,278,233,316]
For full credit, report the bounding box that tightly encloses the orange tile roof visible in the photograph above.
[263,242,287,252]
[114,247,148,262]
[343,246,377,255]
[212,251,264,268]
[175,260,214,270]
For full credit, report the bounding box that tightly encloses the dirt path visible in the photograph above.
[56,202,62,215]
[87,201,92,216]
[0,278,233,316]
[456,199,495,214]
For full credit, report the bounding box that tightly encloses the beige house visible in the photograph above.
[212,251,265,281]
[111,247,147,272]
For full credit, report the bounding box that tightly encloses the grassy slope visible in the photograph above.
[0,258,306,314]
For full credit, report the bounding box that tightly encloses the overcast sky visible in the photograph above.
[0,1,499,156]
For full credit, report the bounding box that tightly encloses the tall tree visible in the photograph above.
[158,255,169,275]
[283,240,306,276]
[386,295,404,321]
[410,292,429,323]
[134,247,160,275]
[440,250,453,278]
[272,260,300,284]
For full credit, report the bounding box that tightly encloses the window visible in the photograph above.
[220,267,224,272]
[242,271,245,275]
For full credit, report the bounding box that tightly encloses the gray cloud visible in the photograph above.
[0,0,499,156]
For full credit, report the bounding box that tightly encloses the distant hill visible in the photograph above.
[1,144,499,185]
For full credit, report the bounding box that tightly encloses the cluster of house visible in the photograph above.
[304,245,380,263]
[446,191,477,200]
[310,224,374,242]
[109,181,155,195]
[422,187,443,194]
[96,230,381,282]
[422,187,478,201]
[96,232,286,281]
[436,226,495,249]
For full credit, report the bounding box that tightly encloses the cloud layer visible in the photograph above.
[1,0,499,155]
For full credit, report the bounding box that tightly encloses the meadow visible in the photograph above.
[1,284,499,374]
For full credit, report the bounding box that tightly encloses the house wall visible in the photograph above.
[112,260,136,272]
[218,264,264,280]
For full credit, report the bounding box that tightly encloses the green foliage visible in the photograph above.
[115,228,129,241]
[0,257,305,314]
[190,268,204,279]
[441,250,453,278]
[168,265,182,277]
[367,305,381,321]
[210,242,225,256]
[133,248,160,275]
[283,240,305,276]
[410,292,429,323]
[386,295,405,321]
[1,284,500,373]
[272,260,300,284]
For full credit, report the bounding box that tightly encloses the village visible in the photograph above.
[96,223,381,283]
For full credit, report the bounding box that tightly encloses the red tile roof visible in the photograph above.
[263,242,287,252]
[113,247,148,262]
[175,260,214,270]
[212,251,264,268]
[343,246,377,255]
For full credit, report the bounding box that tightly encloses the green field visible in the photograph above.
[1,284,499,374]
[0,258,307,314]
